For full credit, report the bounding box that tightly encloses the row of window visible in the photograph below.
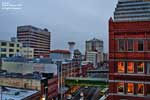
[0,54,33,58]
[118,39,149,52]
[0,54,14,58]
[24,55,33,58]
[23,50,33,53]
[118,83,150,95]
[1,42,20,47]
[1,48,20,52]
[118,62,145,73]
[117,83,146,95]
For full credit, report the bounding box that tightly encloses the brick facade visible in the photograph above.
[108,18,150,100]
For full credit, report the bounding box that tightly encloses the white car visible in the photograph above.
[85,86,88,89]
[80,97,84,100]
[66,94,72,100]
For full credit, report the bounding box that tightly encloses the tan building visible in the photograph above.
[21,47,34,59]
[0,40,22,58]
[0,40,34,59]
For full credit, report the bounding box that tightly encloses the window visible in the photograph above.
[127,40,133,51]
[9,43,14,47]
[138,40,144,51]
[127,62,134,73]
[127,83,134,94]
[118,83,124,93]
[17,49,20,52]
[137,84,144,95]
[147,85,150,95]
[17,44,20,47]
[137,62,144,73]
[147,40,150,51]
[9,49,14,52]
[147,63,150,74]
[1,54,6,58]
[118,40,125,51]
[118,62,125,73]
[9,54,14,57]
[1,42,7,46]
[1,48,7,52]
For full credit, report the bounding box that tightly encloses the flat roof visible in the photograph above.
[50,49,70,54]
[0,87,39,100]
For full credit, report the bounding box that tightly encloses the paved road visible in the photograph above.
[91,88,101,100]
[71,87,101,100]
[85,87,97,100]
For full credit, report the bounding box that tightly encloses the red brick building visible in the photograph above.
[108,18,150,100]
[108,0,150,99]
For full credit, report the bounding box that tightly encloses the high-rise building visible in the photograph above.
[86,38,103,52]
[17,25,51,58]
[114,0,150,22]
[85,38,104,65]
[108,0,150,100]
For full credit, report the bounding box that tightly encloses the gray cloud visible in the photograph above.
[0,0,118,53]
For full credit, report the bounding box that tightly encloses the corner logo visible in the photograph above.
[1,1,23,10]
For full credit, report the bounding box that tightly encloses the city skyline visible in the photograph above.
[0,0,117,53]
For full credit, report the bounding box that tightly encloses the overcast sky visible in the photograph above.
[0,0,118,53]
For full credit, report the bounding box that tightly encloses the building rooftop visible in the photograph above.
[0,71,42,80]
[0,86,39,100]
[3,56,53,63]
[17,25,50,34]
[114,0,150,22]
[68,42,75,45]
[50,49,70,54]
[86,38,103,42]
[0,39,20,43]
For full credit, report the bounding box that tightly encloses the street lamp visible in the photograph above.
[41,96,45,100]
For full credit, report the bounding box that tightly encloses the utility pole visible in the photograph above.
[56,61,62,100]
[0,86,2,100]
[41,73,53,100]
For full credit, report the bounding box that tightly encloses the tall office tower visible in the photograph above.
[85,38,104,64]
[86,38,103,52]
[108,0,150,100]
[17,25,51,58]
[114,0,150,22]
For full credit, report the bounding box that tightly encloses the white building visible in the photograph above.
[50,49,71,62]
[0,86,39,100]
[86,51,99,68]
[85,38,104,63]
[2,61,57,75]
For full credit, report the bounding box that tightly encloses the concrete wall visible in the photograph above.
[2,61,57,74]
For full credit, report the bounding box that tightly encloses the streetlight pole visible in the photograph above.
[56,61,62,100]
[0,86,2,100]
